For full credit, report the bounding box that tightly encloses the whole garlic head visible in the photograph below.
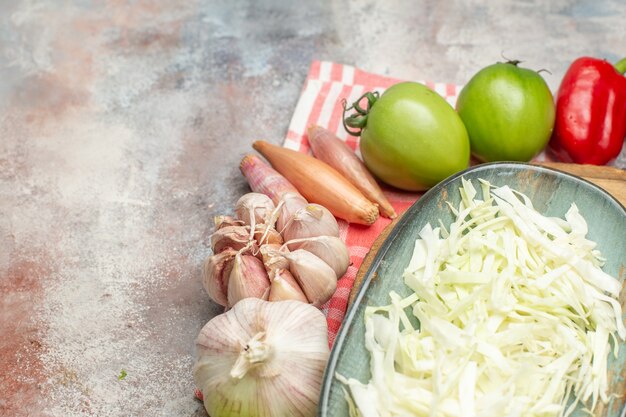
[193,298,329,417]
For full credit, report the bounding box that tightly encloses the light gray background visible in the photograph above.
[1,1,624,415]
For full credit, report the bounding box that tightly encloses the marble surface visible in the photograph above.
[1,1,624,416]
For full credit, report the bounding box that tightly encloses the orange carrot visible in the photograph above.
[252,141,379,225]
[307,125,397,219]
[239,154,303,204]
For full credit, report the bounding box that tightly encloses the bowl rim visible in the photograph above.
[318,161,626,416]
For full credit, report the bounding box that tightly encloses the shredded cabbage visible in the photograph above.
[340,179,625,417]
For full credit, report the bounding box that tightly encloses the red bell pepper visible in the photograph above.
[548,57,626,165]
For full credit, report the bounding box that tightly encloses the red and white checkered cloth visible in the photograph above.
[284,60,551,347]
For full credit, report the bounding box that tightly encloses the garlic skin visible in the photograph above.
[253,224,283,247]
[235,192,275,227]
[282,204,340,242]
[285,235,350,278]
[284,249,337,307]
[227,253,271,307]
[214,215,245,230]
[202,248,237,307]
[259,243,289,276]
[193,298,329,417]
[210,225,252,254]
[276,192,308,232]
[268,268,308,302]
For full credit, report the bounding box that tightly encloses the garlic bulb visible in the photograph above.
[268,268,308,302]
[202,248,237,307]
[282,204,339,242]
[227,253,271,307]
[210,225,252,254]
[276,192,308,232]
[284,249,337,307]
[235,192,275,228]
[284,235,350,278]
[193,298,329,417]
[207,191,345,311]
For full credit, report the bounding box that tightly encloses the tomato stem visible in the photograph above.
[342,91,379,136]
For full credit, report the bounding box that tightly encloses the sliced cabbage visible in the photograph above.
[340,179,625,417]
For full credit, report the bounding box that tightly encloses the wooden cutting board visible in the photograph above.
[348,162,626,305]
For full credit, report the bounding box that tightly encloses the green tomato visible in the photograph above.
[456,61,555,162]
[353,82,470,191]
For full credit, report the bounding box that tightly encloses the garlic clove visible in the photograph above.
[202,248,237,307]
[284,249,337,307]
[282,204,339,242]
[227,253,271,307]
[268,268,308,302]
[276,192,308,232]
[285,236,350,278]
[235,192,275,227]
[259,243,282,262]
[210,225,252,253]
[253,224,283,247]
[259,243,289,276]
[213,215,245,230]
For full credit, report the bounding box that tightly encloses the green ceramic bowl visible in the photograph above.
[319,162,626,417]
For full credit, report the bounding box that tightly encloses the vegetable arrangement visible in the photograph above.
[340,179,625,417]
[193,53,625,417]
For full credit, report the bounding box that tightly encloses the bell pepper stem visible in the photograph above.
[615,57,626,75]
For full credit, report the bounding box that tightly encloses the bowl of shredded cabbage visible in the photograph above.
[319,162,625,417]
